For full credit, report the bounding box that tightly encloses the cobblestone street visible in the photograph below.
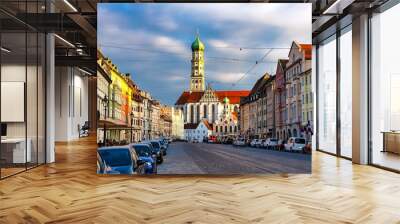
[158,142,311,174]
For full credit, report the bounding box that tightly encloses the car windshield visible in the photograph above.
[295,138,306,144]
[151,142,160,149]
[134,145,151,157]
[98,148,132,167]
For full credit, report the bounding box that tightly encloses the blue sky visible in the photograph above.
[98,3,311,105]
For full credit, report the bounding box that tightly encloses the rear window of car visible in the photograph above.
[295,138,306,144]
[151,142,160,149]
[99,148,132,166]
[134,145,151,157]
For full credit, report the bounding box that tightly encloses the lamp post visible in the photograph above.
[130,109,134,143]
[102,96,109,146]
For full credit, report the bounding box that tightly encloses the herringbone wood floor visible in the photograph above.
[1,136,400,224]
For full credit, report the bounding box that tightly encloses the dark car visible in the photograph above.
[142,141,164,164]
[152,140,167,157]
[97,146,146,175]
[156,139,168,155]
[130,143,157,174]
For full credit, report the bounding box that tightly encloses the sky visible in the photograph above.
[98,3,311,105]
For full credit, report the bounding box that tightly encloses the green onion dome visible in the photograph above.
[223,96,230,104]
[191,36,205,51]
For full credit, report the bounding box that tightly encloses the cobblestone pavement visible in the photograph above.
[158,142,311,174]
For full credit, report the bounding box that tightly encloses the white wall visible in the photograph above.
[54,67,89,141]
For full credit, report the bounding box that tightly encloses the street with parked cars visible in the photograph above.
[97,136,311,175]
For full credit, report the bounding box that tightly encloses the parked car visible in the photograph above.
[263,138,279,149]
[208,135,217,143]
[256,139,266,148]
[142,141,164,164]
[130,143,157,174]
[250,139,259,147]
[223,137,234,144]
[97,146,146,175]
[284,137,307,152]
[233,138,246,146]
[160,138,169,148]
[277,140,285,151]
[156,139,168,155]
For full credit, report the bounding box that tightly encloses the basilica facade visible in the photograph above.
[175,35,250,140]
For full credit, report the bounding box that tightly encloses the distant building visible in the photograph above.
[285,41,311,138]
[184,119,213,142]
[265,76,276,138]
[151,100,161,139]
[129,79,143,142]
[141,90,153,140]
[213,97,239,137]
[240,74,271,138]
[160,105,173,138]
[172,107,184,140]
[274,59,289,141]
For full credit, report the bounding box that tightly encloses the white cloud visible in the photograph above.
[208,72,245,84]
[166,75,186,82]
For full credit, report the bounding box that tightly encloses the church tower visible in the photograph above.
[190,34,205,92]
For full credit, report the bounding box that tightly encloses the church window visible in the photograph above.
[190,105,194,122]
[212,105,216,123]
[203,105,207,118]
[225,126,227,133]
[229,126,232,133]
[196,105,200,122]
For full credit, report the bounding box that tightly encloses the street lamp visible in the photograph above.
[130,109,134,143]
[101,96,109,146]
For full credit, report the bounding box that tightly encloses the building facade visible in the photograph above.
[285,42,311,138]
[213,97,239,137]
[171,107,184,140]
[265,76,276,138]
[151,100,161,139]
[160,105,172,138]
[274,59,289,141]
[240,74,270,138]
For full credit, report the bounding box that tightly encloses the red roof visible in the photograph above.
[175,90,250,105]
[300,44,312,60]
[203,120,213,130]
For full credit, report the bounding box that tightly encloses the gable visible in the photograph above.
[199,88,219,103]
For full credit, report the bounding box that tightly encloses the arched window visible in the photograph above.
[229,126,232,133]
[211,104,216,123]
[190,105,194,123]
[203,104,208,119]
[196,104,200,122]
[184,106,188,122]
[224,126,227,133]
[234,126,237,132]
